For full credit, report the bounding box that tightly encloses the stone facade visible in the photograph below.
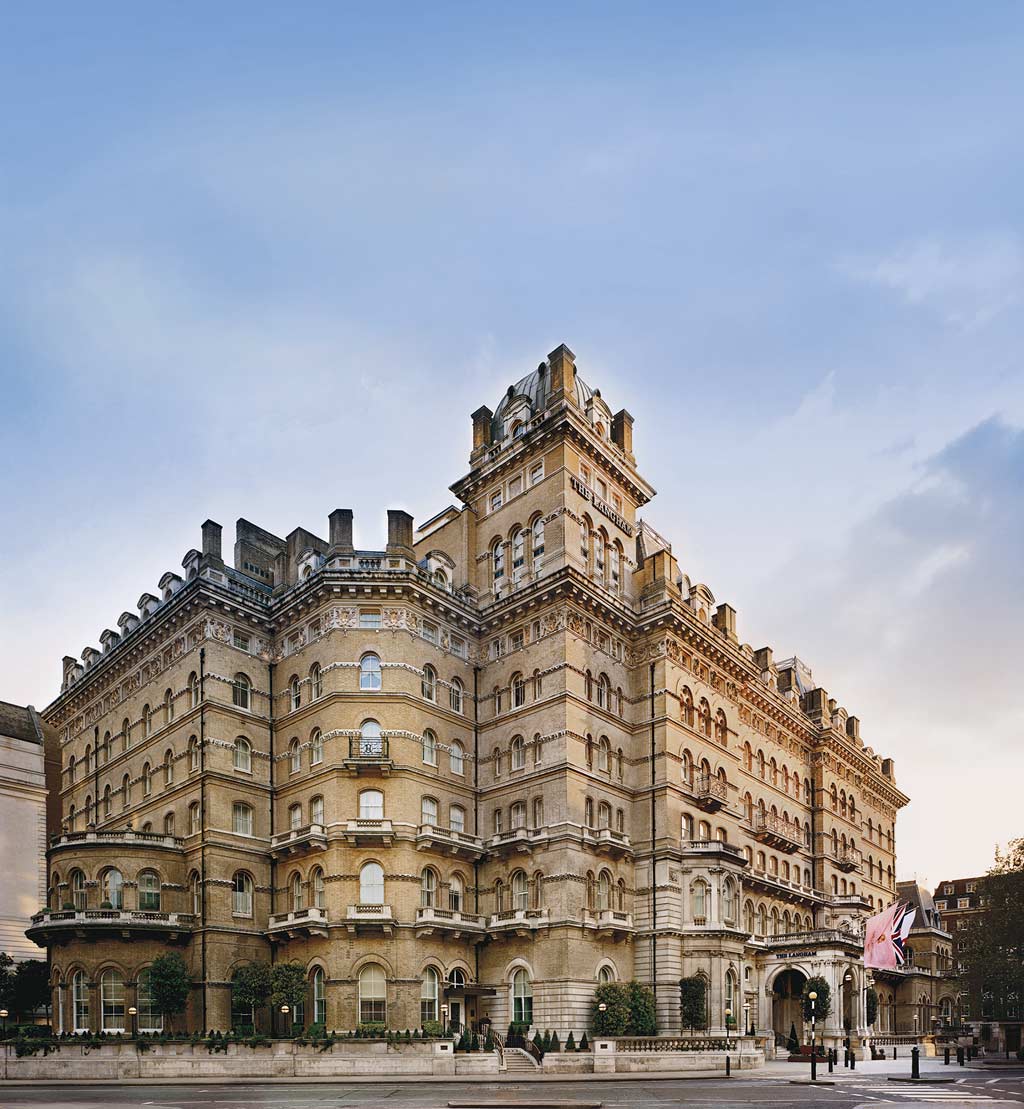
[30,344,922,1051]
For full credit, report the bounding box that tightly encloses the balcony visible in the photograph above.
[833,846,863,873]
[27,909,195,945]
[681,838,748,865]
[414,906,485,938]
[594,909,634,939]
[487,827,548,856]
[416,824,484,860]
[48,829,185,854]
[268,906,329,940]
[271,823,327,858]
[754,813,803,853]
[584,827,633,858]
[694,775,727,812]
[343,737,393,776]
[345,903,394,933]
[344,818,395,845]
[487,908,549,935]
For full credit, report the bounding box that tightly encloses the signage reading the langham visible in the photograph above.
[570,475,634,536]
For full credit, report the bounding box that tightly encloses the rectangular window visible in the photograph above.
[421,621,439,645]
[508,476,522,499]
[530,461,544,485]
[233,630,251,651]
[490,490,503,513]
[359,609,382,629]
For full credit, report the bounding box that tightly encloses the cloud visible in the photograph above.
[839,233,1024,330]
[744,417,1024,883]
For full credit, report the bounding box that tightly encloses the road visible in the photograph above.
[2,1069,1024,1109]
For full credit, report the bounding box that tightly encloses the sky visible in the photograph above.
[1,3,1022,888]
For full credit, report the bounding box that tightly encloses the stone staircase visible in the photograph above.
[503,1047,540,1071]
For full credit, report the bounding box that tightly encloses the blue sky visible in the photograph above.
[2,3,1022,884]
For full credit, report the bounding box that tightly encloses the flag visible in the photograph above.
[863,902,916,969]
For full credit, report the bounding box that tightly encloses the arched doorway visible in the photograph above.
[772,968,807,1049]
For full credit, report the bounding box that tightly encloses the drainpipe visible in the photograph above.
[649,662,658,1006]
[199,646,207,1033]
[473,665,481,987]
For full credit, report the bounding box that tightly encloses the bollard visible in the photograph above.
[944,1046,950,1065]
[911,1046,920,1080]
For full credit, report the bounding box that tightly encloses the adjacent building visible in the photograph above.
[1,701,59,961]
[29,345,934,1050]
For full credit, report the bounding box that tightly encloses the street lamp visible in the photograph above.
[127,1006,138,1039]
[808,991,818,1082]
[280,1004,290,1037]
[725,1008,732,1077]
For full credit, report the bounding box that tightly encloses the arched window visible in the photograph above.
[420,867,437,908]
[101,969,126,1032]
[164,750,174,787]
[290,675,301,711]
[233,737,252,772]
[449,873,464,911]
[512,672,526,708]
[136,968,163,1033]
[357,860,379,904]
[450,740,464,775]
[290,871,304,911]
[422,729,437,766]
[72,969,89,1031]
[311,867,325,909]
[510,735,526,770]
[422,793,439,828]
[597,870,611,911]
[100,867,123,909]
[512,870,529,912]
[232,674,251,710]
[532,517,545,576]
[512,968,533,1024]
[309,663,323,700]
[359,720,383,757]
[358,964,387,1024]
[312,967,326,1024]
[138,870,161,911]
[354,790,381,822]
[189,672,200,710]
[233,871,253,915]
[421,665,437,702]
[450,678,464,714]
[359,654,382,691]
[289,738,301,773]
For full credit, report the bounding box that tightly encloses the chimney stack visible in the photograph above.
[201,520,223,560]
[329,509,354,554]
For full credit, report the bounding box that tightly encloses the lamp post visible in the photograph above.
[725,1007,732,1077]
[280,1004,289,1037]
[808,991,818,1082]
[127,1006,137,1039]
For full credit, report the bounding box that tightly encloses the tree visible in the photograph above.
[802,977,832,1023]
[865,988,878,1027]
[591,983,631,1035]
[961,838,1024,1023]
[625,981,657,1035]
[270,962,307,1030]
[679,977,706,1030]
[148,954,191,1032]
[232,962,272,1029]
[12,960,50,1021]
